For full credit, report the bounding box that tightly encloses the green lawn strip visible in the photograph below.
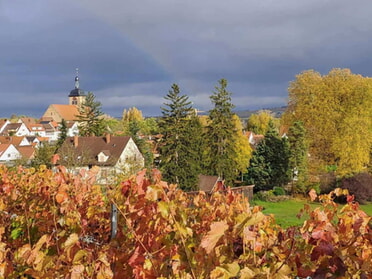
[360,203,372,216]
[252,199,372,229]
[252,199,316,228]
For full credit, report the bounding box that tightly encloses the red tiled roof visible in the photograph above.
[17,146,35,159]
[0,136,25,146]
[0,144,11,156]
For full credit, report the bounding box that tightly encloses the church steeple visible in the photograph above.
[74,68,80,89]
[69,68,85,106]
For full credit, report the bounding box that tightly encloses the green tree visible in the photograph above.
[246,121,291,191]
[287,121,309,193]
[204,79,238,185]
[102,117,122,135]
[76,92,105,136]
[159,84,203,191]
[31,142,57,169]
[56,119,68,149]
[120,107,157,168]
[127,119,154,169]
[246,110,277,135]
[141,117,159,135]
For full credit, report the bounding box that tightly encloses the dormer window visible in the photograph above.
[97,151,110,163]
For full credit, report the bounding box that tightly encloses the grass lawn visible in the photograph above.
[252,198,372,228]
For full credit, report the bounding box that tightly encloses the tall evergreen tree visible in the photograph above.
[56,119,68,149]
[287,121,309,193]
[159,84,203,191]
[205,79,237,185]
[76,92,105,136]
[246,121,291,191]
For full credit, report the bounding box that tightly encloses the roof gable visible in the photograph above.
[197,175,224,193]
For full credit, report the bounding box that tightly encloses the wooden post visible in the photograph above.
[110,203,118,240]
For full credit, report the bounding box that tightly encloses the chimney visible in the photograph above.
[105,133,111,144]
[74,135,78,147]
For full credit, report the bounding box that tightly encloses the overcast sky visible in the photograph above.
[1,0,372,118]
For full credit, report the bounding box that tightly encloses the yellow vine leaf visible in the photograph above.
[64,233,79,250]
[201,221,228,254]
[210,262,240,279]
[158,201,169,218]
[274,262,292,279]
[239,267,258,279]
[145,185,162,201]
[73,250,88,265]
[70,264,85,279]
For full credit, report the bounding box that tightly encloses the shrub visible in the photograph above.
[319,172,337,194]
[255,190,290,202]
[340,172,372,203]
[272,186,286,196]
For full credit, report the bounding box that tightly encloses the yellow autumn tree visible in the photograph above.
[122,107,144,123]
[121,107,144,134]
[232,114,253,175]
[284,68,372,176]
[246,110,278,135]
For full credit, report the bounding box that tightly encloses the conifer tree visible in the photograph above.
[159,84,203,191]
[287,121,309,193]
[205,79,238,185]
[56,119,68,149]
[246,121,291,191]
[76,92,105,136]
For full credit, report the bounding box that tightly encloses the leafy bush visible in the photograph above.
[255,190,290,202]
[340,172,372,203]
[273,186,286,196]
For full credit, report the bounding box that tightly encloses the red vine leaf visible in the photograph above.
[308,189,317,202]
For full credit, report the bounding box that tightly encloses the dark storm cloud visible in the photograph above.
[1,0,372,117]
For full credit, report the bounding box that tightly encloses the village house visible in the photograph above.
[0,136,37,165]
[0,144,21,165]
[16,145,35,164]
[57,134,144,184]
[244,131,264,148]
[0,122,29,137]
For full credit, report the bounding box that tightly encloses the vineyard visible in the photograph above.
[0,165,371,278]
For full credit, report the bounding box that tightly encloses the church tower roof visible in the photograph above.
[69,68,85,97]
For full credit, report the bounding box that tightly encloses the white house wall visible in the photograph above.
[15,123,30,137]
[118,138,145,170]
[0,144,21,162]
